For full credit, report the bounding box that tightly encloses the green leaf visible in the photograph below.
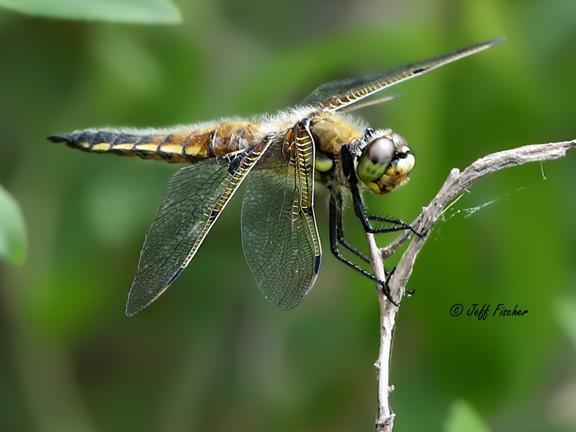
[554,295,576,348]
[0,185,27,265]
[444,400,491,432]
[0,0,181,24]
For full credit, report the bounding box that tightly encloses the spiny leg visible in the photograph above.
[355,190,419,296]
[350,184,422,236]
[329,195,398,305]
[335,198,370,264]
[337,227,369,263]
[367,213,424,237]
[339,143,420,237]
[336,219,407,289]
[340,145,417,297]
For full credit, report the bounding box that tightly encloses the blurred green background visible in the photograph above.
[0,0,575,431]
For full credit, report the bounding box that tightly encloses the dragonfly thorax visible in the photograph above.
[49,39,499,314]
[356,129,415,194]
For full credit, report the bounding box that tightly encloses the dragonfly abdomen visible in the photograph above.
[49,120,261,163]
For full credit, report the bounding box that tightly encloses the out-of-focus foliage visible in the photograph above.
[555,296,576,348]
[444,400,490,432]
[0,185,27,265]
[0,0,574,431]
[0,0,181,24]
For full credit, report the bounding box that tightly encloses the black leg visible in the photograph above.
[340,146,421,238]
[336,228,369,263]
[350,184,423,236]
[329,196,397,305]
[367,214,424,237]
[333,192,371,263]
[337,144,418,303]
[335,206,369,263]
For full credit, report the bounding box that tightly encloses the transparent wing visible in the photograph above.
[241,124,321,309]
[301,39,502,111]
[126,139,271,316]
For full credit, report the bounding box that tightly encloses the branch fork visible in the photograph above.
[369,140,576,431]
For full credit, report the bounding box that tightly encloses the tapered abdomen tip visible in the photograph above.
[47,134,68,143]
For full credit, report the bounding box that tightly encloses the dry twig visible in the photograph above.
[371,139,576,432]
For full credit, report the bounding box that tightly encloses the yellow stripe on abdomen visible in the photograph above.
[49,121,262,163]
[49,128,214,163]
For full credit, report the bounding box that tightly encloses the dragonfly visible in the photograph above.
[49,39,500,316]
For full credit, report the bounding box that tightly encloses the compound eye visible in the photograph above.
[357,137,395,182]
[391,133,408,150]
[367,137,395,163]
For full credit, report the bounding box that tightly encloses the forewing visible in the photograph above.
[302,39,502,111]
[241,125,321,309]
[126,139,271,316]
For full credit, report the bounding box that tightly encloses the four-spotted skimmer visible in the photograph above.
[49,40,500,315]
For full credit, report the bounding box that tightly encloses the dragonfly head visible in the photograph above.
[356,129,415,194]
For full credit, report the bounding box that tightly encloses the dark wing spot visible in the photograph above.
[314,254,322,273]
[166,267,185,286]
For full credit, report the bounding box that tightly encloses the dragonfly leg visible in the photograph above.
[332,192,369,263]
[367,214,425,237]
[340,143,422,237]
[329,196,398,305]
[350,184,423,236]
[337,227,370,264]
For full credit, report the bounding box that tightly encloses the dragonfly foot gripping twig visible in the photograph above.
[369,139,576,432]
